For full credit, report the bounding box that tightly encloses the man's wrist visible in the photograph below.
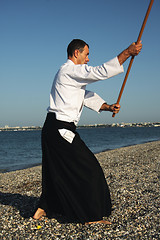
[100,103,111,111]
[124,48,131,58]
[117,49,130,65]
[106,104,111,111]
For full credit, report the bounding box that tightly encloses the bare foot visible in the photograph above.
[85,220,112,225]
[33,208,46,220]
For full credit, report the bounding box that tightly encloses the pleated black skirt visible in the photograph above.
[38,112,112,223]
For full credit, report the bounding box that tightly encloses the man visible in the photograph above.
[33,39,142,224]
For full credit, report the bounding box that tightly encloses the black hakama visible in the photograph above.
[38,112,112,223]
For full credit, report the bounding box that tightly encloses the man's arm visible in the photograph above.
[118,41,142,65]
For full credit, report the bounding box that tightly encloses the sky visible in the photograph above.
[0,0,160,127]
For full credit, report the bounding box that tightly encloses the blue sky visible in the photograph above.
[0,0,160,127]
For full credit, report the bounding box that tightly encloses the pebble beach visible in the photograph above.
[0,141,159,239]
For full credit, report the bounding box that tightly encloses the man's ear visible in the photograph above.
[74,49,79,58]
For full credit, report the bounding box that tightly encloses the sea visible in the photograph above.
[0,126,160,173]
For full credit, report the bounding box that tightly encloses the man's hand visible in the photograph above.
[127,41,142,56]
[118,41,142,65]
[100,103,121,113]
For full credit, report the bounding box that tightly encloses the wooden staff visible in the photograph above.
[112,0,154,117]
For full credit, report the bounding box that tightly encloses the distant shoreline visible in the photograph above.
[0,122,160,132]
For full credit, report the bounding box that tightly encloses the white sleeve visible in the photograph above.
[69,57,124,85]
[84,90,105,112]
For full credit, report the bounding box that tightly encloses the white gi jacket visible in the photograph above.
[48,57,124,125]
[47,57,124,143]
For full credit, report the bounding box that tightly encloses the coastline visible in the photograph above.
[2,138,160,174]
[0,141,159,239]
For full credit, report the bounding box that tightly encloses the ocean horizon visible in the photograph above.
[0,126,160,173]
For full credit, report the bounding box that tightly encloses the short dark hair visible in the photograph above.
[67,39,89,58]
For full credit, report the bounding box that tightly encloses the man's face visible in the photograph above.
[76,45,89,64]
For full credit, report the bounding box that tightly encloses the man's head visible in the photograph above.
[67,39,89,65]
